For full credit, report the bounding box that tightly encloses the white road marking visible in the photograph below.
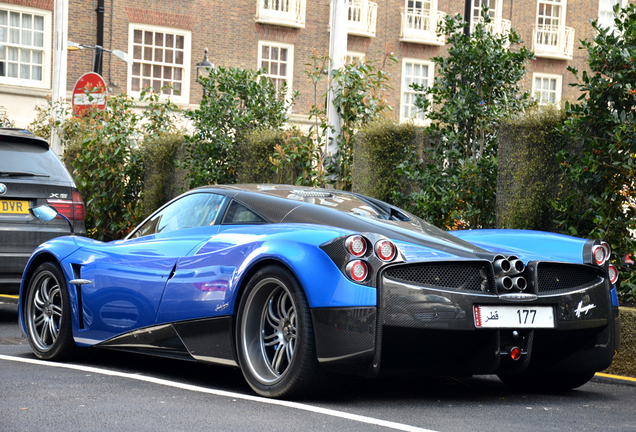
[0,354,438,432]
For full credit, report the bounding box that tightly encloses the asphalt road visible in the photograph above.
[1,301,635,432]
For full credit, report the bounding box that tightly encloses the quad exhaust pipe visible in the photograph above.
[494,255,527,292]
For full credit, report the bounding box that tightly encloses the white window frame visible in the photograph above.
[126,23,192,103]
[345,50,366,65]
[598,0,627,33]
[257,40,294,100]
[536,0,567,37]
[0,4,51,89]
[532,72,562,105]
[471,0,503,26]
[400,58,434,124]
[405,0,435,31]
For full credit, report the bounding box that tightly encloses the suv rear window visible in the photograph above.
[0,141,73,182]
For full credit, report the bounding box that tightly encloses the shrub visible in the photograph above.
[402,8,533,230]
[556,4,636,301]
[67,94,144,241]
[237,129,282,184]
[497,105,567,231]
[143,132,188,217]
[270,128,325,186]
[29,89,185,241]
[352,119,417,203]
[185,66,294,188]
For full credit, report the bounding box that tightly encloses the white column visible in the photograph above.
[51,0,69,156]
[326,0,348,157]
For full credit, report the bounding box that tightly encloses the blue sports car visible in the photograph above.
[19,185,620,398]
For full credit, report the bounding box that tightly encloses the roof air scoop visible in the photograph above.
[290,190,334,198]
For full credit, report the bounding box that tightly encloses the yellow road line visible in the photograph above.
[0,294,18,299]
[595,372,636,383]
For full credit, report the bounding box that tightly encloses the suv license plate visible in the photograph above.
[474,305,554,328]
[0,200,29,214]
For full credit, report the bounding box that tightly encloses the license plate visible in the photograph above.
[474,305,554,329]
[0,200,29,214]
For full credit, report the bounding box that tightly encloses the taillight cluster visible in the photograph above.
[592,241,611,266]
[46,190,85,222]
[343,235,398,283]
[587,240,618,285]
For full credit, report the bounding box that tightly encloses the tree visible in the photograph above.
[556,3,636,300]
[400,9,533,229]
[185,66,294,188]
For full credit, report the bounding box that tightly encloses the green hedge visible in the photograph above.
[236,129,283,184]
[143,133,188,217]
[352,119,423,203]
[604,307,636,377]
[497,106,567,231]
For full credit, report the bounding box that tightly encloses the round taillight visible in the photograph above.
[592,245,606,266]
[375,240,396,262]
[510,347,521,361]
[608,264,619,285]
[600,241,611,262]
[345,235,367,257]
[346,260,369,282]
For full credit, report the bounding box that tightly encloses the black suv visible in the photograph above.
[0,129,86,294]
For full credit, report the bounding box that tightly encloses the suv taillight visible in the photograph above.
[47,190,85,222]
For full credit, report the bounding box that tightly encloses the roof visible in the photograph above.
[0,128,49,149]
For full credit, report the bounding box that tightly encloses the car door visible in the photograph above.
[66,192,227,344]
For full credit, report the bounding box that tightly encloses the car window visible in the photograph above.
[133,193,226,238]
[222,201,266,225]
[0,141,73,182]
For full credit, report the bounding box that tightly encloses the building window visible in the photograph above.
[405,0,433,31]
[400,59,433,123]
[345,51,366,65]
[536,0,565,47]
[472,0,500,24]
[598,0,626,33]
[128,24,191,102]
[0,5,50,88]
[258,41,294,98]
[533,73,562,105]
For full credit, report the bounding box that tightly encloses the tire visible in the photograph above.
[498,371,596,392]
[236,265,323,398]
[24,262,75,360]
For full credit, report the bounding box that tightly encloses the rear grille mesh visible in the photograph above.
[384,263,491,292]
[536,263,601,294]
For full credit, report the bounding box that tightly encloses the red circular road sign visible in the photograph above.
[72,72,108,116]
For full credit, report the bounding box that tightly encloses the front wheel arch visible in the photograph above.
[23,261,76,360]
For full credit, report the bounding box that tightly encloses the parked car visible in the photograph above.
[20,185,619,398]
[0,128,85,294]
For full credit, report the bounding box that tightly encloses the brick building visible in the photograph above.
[0,0,632,127]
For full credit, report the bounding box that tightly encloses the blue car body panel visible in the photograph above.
[156,224,377,324]
[449,229,588,263]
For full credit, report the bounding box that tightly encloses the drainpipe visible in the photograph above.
[94,0,105,74]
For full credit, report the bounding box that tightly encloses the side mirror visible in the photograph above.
[29,204,75,235]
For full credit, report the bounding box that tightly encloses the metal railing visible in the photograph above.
[400,9,445,45]
[533,25,575,60]
[347,0,377,37]
[255,0,306,28]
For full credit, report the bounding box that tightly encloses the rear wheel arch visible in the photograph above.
[233,261,325,398]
